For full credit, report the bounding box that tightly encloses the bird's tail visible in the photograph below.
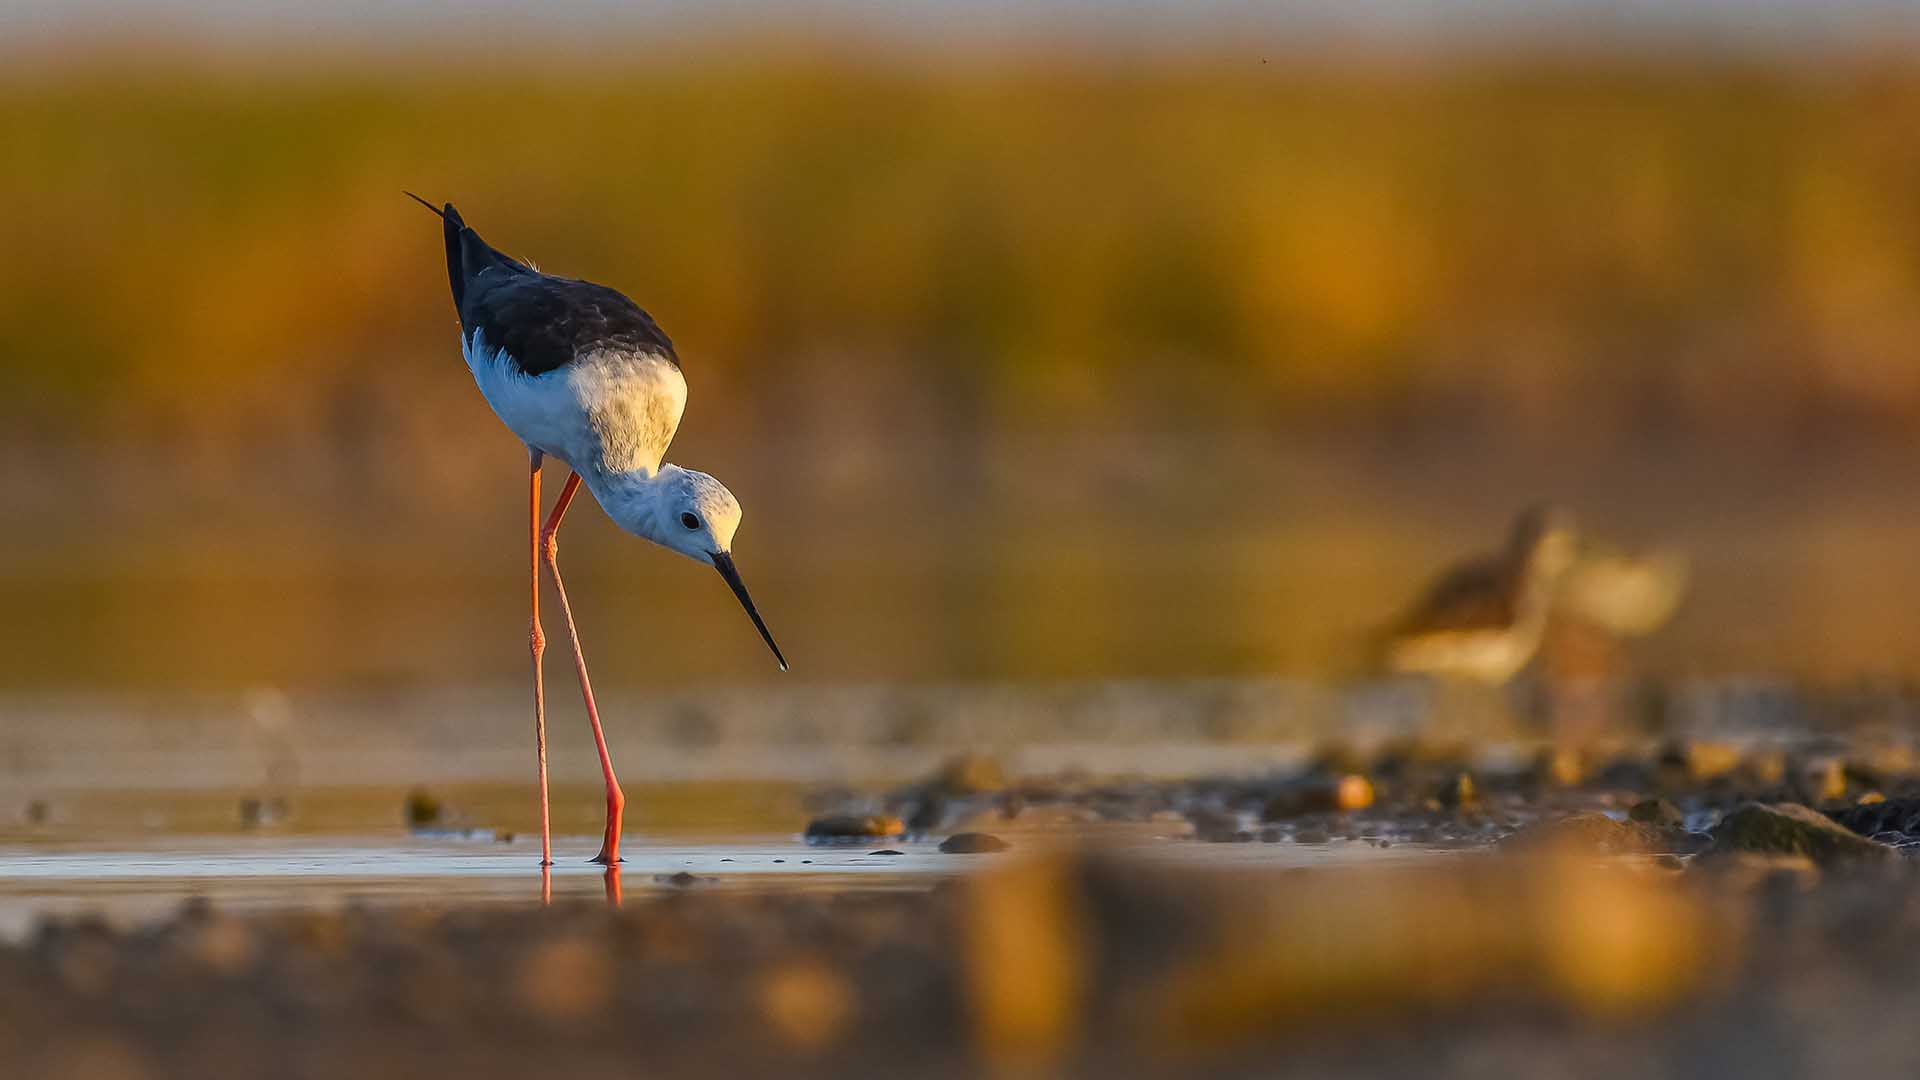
[402,190,447,221]
[405,191,475,312]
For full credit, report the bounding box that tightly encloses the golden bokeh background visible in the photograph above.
[6,8,1920,689]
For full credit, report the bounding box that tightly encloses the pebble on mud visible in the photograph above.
[939,832,1010,854]
[1501,812,1684,856]
[1262,774,1373,820]
[1708,802,1895,866]
[1336,774,1375,811]
[805,815,907,841]
[1828,796,1920,843]
[1629,798,1684,829]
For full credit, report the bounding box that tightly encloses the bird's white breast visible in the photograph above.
[464,329,687,476]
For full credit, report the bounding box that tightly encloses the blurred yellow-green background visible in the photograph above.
[6,2,1920,691]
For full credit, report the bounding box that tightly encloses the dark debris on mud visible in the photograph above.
[807,735,1920,859]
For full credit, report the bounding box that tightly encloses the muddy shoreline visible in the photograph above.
[7,731,1920,1079]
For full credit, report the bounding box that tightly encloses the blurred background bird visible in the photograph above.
[1378,506,1580,687]
[1556,543,1691,641]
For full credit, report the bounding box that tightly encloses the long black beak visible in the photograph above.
[711,551,787,671]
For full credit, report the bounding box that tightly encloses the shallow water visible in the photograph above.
[0,831,1445,936]
[0,674,1872,936]
[0,834,949,935]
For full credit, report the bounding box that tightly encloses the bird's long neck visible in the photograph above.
[584,464,683,546]
[1509,546,1561,628]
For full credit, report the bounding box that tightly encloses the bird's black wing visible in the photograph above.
[1392,555,1516,635]
[462,272,678,377]
[410,195,677,376]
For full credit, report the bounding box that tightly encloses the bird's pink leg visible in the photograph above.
[539,471,627,864]
[528,449,554,867]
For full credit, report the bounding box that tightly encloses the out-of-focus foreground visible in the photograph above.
[7,841,1920,1079]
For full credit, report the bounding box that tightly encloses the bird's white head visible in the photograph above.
[603,464,785,670]
[648,465,744,563]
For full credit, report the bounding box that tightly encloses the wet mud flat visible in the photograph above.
[6,843,1920,1079]
[10,728,1920,1078]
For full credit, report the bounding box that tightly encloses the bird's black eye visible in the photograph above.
[681,512,701,530]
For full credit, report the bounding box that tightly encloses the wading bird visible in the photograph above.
[410,194,786,866]
[1381,506,1577,685]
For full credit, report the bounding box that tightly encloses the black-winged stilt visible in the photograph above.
[1382,505,1577,686]
[409,194,785,867]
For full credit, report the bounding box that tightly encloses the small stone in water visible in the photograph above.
[939,832,1010,854]
[869,849,905,856]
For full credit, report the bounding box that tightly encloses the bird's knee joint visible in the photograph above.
[530,628,547,655]
[540,531,560,563]
[608,788,627,814]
